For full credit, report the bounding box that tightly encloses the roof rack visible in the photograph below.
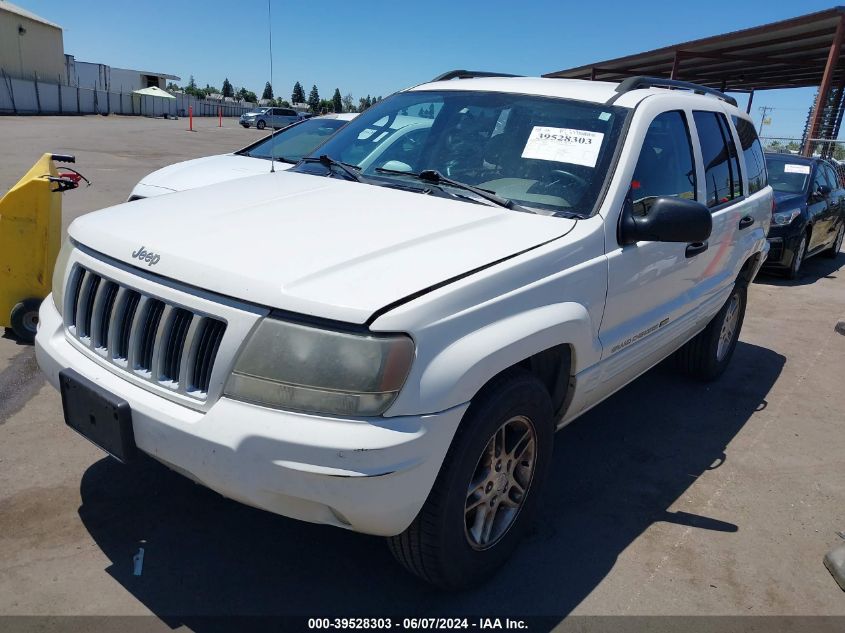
[431,69,522,82]
[612,76,738,107]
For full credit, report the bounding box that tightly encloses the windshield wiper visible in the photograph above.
[300,155,365,182]
[375,167,532,213]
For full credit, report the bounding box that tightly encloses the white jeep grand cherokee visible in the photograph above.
[36,72,771,589]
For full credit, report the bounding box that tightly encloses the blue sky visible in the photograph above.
[19,0,836,138]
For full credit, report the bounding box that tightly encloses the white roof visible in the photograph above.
[132,86,175,99]
[0,1,62,29]
[316,112,358,121]
[410,76,742,111]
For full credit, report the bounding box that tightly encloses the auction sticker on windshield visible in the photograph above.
[784,164,811,174]
[521,126,604,167]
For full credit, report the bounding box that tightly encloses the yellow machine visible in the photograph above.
[0,153,85,342]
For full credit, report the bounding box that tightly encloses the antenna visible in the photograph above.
[268,0,276,173]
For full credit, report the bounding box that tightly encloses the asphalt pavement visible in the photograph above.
[0,116,843,630]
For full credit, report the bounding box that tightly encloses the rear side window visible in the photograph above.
[732,116,768,194]
[694,111,743,208]
[631,111,696,213]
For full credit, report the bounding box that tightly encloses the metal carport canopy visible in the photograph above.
[544,7,845,155]
[543,6,845,91]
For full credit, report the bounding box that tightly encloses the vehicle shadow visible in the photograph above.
[77,341,784,628]
[755,250,844,286]
[1,328,33,346]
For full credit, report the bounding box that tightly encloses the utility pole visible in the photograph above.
[758,106,774,136]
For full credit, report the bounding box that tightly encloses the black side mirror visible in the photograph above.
[619,196,713,246]
[818,184,832,197]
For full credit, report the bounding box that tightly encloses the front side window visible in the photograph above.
[813,167,827,194]
[296,90,628,217]
[237,118,348,162]
[630,110,696,213]
[694,111,742,208]
[732,116,768,194]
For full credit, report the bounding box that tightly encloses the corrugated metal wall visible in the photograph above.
[0,73,255,117]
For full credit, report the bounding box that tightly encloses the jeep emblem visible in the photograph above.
[131,246,160,266]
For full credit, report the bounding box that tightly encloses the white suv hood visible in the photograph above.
[133,154,286,196]
[72,171,574,324]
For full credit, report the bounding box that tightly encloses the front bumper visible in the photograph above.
[764,223,804,268]
[36,298,465,536]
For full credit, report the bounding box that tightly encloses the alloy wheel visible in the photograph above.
[716,293,740,361]
[464,415,537,550]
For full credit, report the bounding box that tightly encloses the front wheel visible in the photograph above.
[387,369,554,589]
[674,283,747,381]
[823,223,844,258]
[256,120,266,130]
[787,234,807,279]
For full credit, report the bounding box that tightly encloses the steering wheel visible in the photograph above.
[544,169,588,189]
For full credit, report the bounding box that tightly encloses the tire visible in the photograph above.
[823,223,844,258]
[256,120,266,130]
[674,283,747,382]
[10,298,41,344]
[387,368,554,589]
[786,234,807,279]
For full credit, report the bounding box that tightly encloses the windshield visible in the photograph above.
[295,90,627,217]
[238,118,349,161]
[766,157,811,195]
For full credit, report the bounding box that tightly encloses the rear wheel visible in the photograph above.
[824,223,844,258]
[787,234,807,279]
[10,298,41,343]
[256,120,266,130]
[387,369,554,589]
[674,283,747,381]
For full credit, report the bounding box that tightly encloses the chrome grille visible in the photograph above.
[65,265,226,399]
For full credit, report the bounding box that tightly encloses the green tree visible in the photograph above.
[342,93,355,112]
[292,81,305,104]
[307,85,320,113]
[222,78,234,98]
[187,75,197,90]
[238,87,257,103]
[276,98,291,107]
[332,88,342,113]
[262,82,274,101]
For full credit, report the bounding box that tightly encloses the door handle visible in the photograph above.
[738,216,754,230]
[686,241,709,258]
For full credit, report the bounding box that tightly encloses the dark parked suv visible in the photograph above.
[764,153,845,277]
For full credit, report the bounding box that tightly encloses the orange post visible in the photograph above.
[218,106,222,127]
[189,105,193,131]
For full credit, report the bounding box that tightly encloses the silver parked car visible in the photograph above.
[240,107,302,130]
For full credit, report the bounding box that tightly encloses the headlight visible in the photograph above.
[772,208,801,225]
[51,236,75,316]
[224,318,415,416]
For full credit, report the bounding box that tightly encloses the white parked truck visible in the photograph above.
[36,72,771,589]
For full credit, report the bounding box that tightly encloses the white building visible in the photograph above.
[65,55,179,92]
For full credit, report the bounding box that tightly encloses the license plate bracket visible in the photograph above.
[60,369,137,463]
